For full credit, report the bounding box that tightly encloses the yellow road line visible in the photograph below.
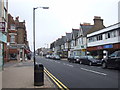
[44,67,69,90]
[44,70,64,90]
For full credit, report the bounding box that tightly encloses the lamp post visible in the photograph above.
[33,6,49,66]
[33,6,49,86]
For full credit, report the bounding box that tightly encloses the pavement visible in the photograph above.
[2,60,58,89]
[0,71,2,90]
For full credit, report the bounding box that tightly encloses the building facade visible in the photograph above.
[0,0,8,69]
[87,22,120,59]
[7,14,30,61]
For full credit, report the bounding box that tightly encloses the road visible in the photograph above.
[36,56,119,89]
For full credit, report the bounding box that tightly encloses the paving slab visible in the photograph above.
[2,60,57,89]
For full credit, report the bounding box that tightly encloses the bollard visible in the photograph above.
[34,64,44,86]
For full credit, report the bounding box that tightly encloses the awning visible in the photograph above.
[25,49,31,54]
[9,49,19,53]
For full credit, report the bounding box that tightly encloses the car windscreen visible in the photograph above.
[87,56,94,59]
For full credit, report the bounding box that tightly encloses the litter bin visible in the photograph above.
[34,63,44,86]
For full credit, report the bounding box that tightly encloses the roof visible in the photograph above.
[72,29,79,39]
[61,36,67,45]
[66,33,72,41]
[80,24,93,36]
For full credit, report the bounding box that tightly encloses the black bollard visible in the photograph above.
[34,64,44,86]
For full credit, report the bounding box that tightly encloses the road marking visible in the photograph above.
[63,63,66,65]
[97,67,101,68]
[44,67,69,90]
[55,61,60,63]
[44,70,63,89]
[66,64,74,67]
[80,68,107,76]
[63,63,74,67]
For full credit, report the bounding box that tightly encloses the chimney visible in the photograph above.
[93,16,104,27]
[82,22,91,25]
[16,16,19,21]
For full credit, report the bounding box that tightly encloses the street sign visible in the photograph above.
[0,22,5,31]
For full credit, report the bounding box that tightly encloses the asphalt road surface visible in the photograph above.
[36,56,120,89]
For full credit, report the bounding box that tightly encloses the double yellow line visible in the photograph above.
[44,67,69,90]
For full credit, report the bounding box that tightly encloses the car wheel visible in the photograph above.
[89,62,92,66]
[102,62,107,69]
[80,61,82,64]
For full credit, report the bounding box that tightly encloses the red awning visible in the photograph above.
[9,49,19,53]
[25,49,31,54]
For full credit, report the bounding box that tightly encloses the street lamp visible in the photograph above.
[33,6,49,86]
[33,6,49,66]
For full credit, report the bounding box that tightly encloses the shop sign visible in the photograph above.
[0,22,5,31]
[97,46,103,49]
[82,49,86,52]
[103,45,113,49]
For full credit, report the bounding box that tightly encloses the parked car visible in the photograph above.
[68,55,75,63]
[45,55,51,59]
[74,56,81,63]
[53,55,60,60]
[79,56,102,66]
[68,55,81,63]
[102,50,120,69]
[49,55,55,59]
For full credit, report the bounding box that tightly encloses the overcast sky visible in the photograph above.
[8,0,120,51]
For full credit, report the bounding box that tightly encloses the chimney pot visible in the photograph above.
[94,16,101,19]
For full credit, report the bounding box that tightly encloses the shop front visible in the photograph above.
[0,32,7,70]
[87,43,120,60]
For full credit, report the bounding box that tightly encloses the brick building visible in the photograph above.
[7,14,30,61]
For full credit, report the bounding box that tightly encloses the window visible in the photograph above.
[105,31,117,39]
[10,35,15,43]
[97,35,102,41]
[118,30,120,36]
[4,8,7,20]
[10,24,16,30]
[105,32,110,39]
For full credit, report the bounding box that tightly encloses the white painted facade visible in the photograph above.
[87,23,120,47]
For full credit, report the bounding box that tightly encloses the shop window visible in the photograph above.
[20,52,22,58]
[10,53,17,60]
[10,24,16,30]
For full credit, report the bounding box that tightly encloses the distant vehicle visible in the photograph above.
[53,55,60,60]
[49,55,55,59]
[79,56,102,66]
[45,55,51,59]
[102,50,120,69]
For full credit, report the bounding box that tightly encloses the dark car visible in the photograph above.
[68,55,75,63]
[79,56,102,66]
[68,55,81,63]
[74,56,81,63]
[102,50,120,69]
